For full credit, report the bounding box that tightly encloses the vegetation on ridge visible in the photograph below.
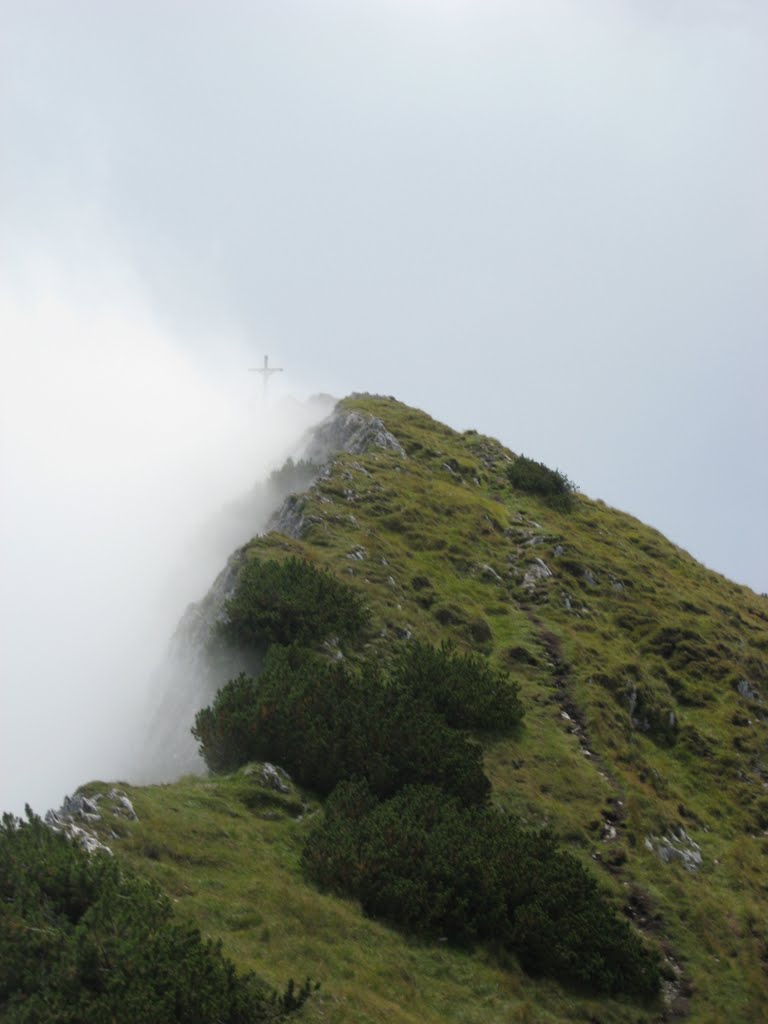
[0,809,313,1024]
[506,453,577,512]
[193,646,492,805]
[305,781,659,998]
[213,556,369,652]
[9,393,768,1024]
[194,552,659,999]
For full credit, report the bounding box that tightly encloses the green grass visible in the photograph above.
[76,394,768,1022]
[79,771,656,1024]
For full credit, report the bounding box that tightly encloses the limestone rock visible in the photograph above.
[479,563,503,582]
[645,826,702,872]
[737,679,760,701]
[261,762,292,794]
[301,407,407,462]
[523,558,553,591]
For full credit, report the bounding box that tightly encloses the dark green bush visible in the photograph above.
[0,810,312,1023]
[193,646,490,806]
[303,784,660,1001]
[392,641,523,732]
[507,844,658,997]
[190,672,260,773]
[506,455,576,512]
[214,556,370,652]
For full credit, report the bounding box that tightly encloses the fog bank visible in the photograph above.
[0,269,328,816]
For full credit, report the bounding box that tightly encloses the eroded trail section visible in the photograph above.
[530,619,691,1020]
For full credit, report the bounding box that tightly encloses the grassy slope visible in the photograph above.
[84,395,768,1023]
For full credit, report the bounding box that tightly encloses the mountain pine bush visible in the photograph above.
[0,810,312,1023]
[214,556,370,651]
[193,645,491,805]
[392,641,523,731]
[196,547,658,1003]
[506,454,576,511]
[303,783,660,1000]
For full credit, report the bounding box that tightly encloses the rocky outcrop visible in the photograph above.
[242,761,293,794]
[522,558,553,592]
[645,826,703,872]
[45,788,139,856]
[267,406,406,540]
[300,405,406,463]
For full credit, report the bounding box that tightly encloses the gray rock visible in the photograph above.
[273,493,306,539]
[479,563,503,582]
[301,407,407,462]
[628,687,639,725]
[737,679,760,701]
[110,791,138,821]
[261,762,292,794]
[65,823,113,857]
[522,559,553,591]
[58,793,102,823]
[646,826,702,872]
[44,793,115,856]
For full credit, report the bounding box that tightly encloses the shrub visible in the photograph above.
[506,455,576,512]
[303,784,660,1000]
[191,673,260,773]
[214,556,370,652]
[193,646,490,806]
[392,641,523,732]
[506,842,659,998]
[0,810,312,1023]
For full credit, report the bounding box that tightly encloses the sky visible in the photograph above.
[0,2,766,809]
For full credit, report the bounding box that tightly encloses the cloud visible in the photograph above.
[0,256,328,814]
[0,1,765,814]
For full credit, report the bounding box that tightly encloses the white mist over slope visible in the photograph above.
[0,269,330,816]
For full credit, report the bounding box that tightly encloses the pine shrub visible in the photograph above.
[303,784,660,1001]
[392,641,523,731]
[193,646,490,806]
[0,810,312,1023]
[214,556,370,652]
[506,455,576,512]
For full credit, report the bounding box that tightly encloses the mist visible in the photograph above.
[1,1,766,810]
[0,262,329,816]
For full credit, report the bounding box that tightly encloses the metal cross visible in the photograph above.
[249,355,284,399]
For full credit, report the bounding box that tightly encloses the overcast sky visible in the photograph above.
[1,0,766,810]
[3,0,766,589]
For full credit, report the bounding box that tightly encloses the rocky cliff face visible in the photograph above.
[138,400,407,781]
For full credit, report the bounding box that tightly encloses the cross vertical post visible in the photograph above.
[249,355,284,400]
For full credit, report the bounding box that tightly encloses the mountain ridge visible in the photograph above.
[21,394,768,1022]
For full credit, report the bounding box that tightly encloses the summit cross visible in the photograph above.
[249,355,284,399]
